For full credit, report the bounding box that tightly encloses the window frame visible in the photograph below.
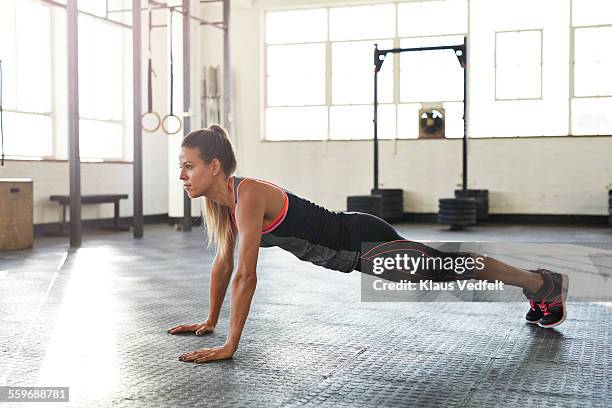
[2,0,131,161]
[1,0,55,159]
[571,24,612,99]
[260,0,612,141]
[263,3,469,141]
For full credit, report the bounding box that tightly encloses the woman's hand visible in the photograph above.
[167,320,215,336]
[179,343,236,363]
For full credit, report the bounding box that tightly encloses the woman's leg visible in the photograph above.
[353,212,543,292]
[352,212,567,327]
[473,256,543,293]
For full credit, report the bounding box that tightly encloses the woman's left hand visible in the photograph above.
[178,343,236,363]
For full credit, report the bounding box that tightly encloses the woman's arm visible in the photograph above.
[225,187,264,350]
[167,225,236,336]
[179,183,265,363]
[205,233,236,329]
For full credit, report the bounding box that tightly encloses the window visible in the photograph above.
[265,0,612,139]
[573,27,612,97]
[0,0,130,160]
[571,0,612,135]
[264,9,327,141]
[469,0,568,138]
[495,30,543,100]
[0,0,53,158]
[78,15,126,160]
[572,25,612,135]
[265,2,467,141]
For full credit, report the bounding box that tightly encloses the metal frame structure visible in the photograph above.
[66,0,81,247]
[181,0,193,231]
[37,0,232,246]
[133,0,144,238]
[373,38,468,191]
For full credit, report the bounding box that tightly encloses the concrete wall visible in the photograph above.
[0,148,168,225]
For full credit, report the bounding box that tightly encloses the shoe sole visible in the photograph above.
[526,319,540,324]
[537,273,569,328]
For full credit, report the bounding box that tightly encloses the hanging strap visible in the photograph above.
[147,5,154,113]
[169,8,174,117]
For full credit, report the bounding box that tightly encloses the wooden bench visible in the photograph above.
[49,194,129,234]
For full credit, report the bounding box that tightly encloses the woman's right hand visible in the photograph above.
[167,320,215,336]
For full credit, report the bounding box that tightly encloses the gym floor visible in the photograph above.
[1,222,610,407]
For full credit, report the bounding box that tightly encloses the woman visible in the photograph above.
[168,125,568,364]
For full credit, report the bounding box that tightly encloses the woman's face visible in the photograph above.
[179,147,215,198]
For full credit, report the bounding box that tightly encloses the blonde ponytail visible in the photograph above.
[182,125,237,259]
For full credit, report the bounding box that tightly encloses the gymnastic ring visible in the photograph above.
[141,111,161,133]
[161,114,183,135]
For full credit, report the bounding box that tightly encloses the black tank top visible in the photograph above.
[229,176,360,273]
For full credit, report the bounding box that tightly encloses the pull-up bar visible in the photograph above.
[372,37,468,191]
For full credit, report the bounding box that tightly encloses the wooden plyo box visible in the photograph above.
[0,178,33,251]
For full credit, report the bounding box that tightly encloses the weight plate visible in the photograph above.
[381,204,404,211]
[380,196,403,204]
[439,215,476,222]
[371,189,403,196]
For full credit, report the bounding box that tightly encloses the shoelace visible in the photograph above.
[538,299,562,316]
[529,299,539,312]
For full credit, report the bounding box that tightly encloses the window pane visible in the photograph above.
[266,9,326,44]
[572,0,612,26]
[496,64,541,99]
[400,37,464,103]
[265,107,327,140]
[332,40,393,104]
[267,75,325,106]
[3,112,53,157]
[496,31,541,67]
[267,44,325,106]
[16,0,51,113]
[330,4,395,41]
[79,16,124,120]
[574,27,612,96]
[398,0,467,37]
[95,21,123,120]
[397,103,420,139]
[79,120,124,159]
[495,31,542,99]
[330,104,394,140]
[267,44,325,76]
[443,101,465,138]
[571,97,612,135]
[79,16,96,118]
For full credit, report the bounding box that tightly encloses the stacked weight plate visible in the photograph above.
[609,190,612,227]
[347,195,383,218]
[371,189,404,222]
[438,197,477,230]
[454,189,489,222]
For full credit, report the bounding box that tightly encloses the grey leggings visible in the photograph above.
[353,212,475,281]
